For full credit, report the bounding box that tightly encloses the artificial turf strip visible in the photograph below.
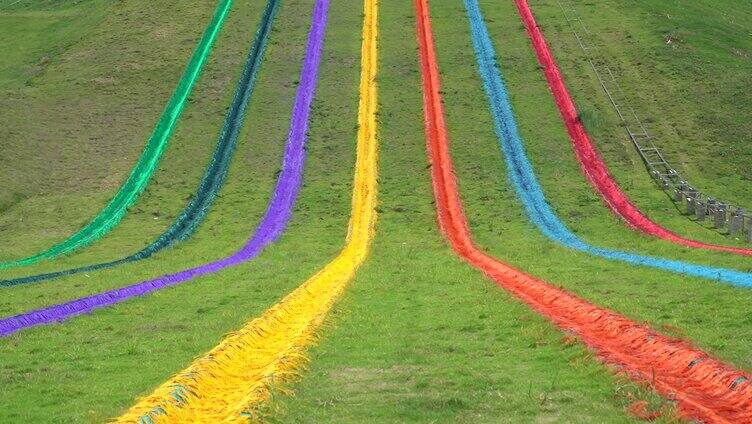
[0,0,329,338]
[0,0,235,270]
[416,0,752,421]
[463,0,752,289]
[114,0,376,420]
[515,0,752,257]
[0,0,275,288]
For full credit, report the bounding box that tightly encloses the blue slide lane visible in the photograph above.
[464,0,752,288]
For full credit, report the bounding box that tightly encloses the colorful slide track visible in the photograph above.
[0,0,276,287]
[515,0,752,256]
[463,0,752,289]
[0,0,324,338]
[415,0,752,421]
[114,0,377,420]
[0,0,236,270]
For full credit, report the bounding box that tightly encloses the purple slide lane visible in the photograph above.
[0,0,329,338]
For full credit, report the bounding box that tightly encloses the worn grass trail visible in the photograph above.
[416,0,751,421]
[0,0,234,269]
[115,0,376,420]
[515,0,752,256]
[0,0,278,287]
[463,0,752,288]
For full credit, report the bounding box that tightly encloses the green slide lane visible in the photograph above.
[0,0,234,269]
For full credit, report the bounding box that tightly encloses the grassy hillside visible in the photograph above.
[0,0,226,259]
[1,0,751,422]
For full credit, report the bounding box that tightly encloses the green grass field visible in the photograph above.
[1,0,751,422]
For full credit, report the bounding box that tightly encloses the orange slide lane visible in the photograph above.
[414,0,752,421]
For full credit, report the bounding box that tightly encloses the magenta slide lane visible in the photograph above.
[517,0,752,256]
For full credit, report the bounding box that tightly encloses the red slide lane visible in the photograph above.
[514,0,752,256]
[415,0,752,421]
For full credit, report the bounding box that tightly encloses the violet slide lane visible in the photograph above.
[0,0,329,338]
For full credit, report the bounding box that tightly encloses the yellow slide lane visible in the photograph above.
[113,0,379,421]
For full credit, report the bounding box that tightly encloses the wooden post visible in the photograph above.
[687,195,696,215]
[730,211,743,237]
[714,204,727,229]
[696,200,707,221]
[675,182,687,202]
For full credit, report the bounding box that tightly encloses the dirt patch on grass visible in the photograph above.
[328,365,421,393]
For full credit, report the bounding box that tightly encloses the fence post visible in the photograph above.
[687,192,697,215]
[730,210,744,237]
[675,182,687,202]
[714,203,727,229]
[696,199,707,221]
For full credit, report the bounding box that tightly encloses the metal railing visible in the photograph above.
[555,0,752,242]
